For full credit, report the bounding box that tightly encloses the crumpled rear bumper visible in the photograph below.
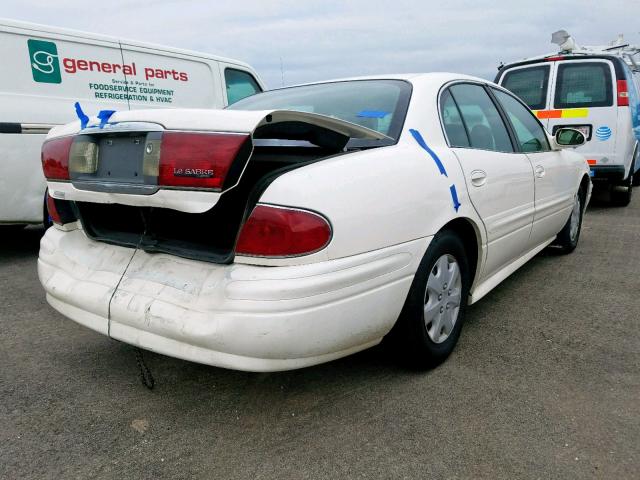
[38,227,429,371]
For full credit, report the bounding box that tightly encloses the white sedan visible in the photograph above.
[38,73,591,372]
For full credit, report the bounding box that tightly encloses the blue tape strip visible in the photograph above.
[357,110,389,119]
[74,102,89,129]
[449,184,461,212]
[409,129,447,177]
[97,110,116,129]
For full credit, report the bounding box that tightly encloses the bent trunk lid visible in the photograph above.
[46,108,388,213]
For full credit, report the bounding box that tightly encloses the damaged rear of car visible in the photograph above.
[38,79,426,371]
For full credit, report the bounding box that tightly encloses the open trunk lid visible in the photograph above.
[45,108,388,213]
[45,108,389,264]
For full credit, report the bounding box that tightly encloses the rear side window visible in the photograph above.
[492,89,550,153]
[501,65,550,110]
[554,62,613,108]
[440,90,470,147]
[449,83,514,153]
[225,68,262,105]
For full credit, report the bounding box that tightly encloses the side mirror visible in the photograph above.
[555,128,586,148]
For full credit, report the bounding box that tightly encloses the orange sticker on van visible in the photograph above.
[533,109,589,119]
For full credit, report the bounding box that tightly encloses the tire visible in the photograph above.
[392,229,471,369]
[632,144,640,187]
[554,186,585,254]
[611,171,633,207]
[611,153,635,206]
[0,224,26,233]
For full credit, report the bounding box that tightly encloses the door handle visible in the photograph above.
[470,169,487,187]
[535,165,546,178]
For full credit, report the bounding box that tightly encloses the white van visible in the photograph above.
[496,38,640,206]
[0,18,265,227]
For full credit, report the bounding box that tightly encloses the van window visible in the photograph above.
[449,83,514,153]
[225,68,261,105]
[554,62,613,109]
[501,65,550,110]
[440,89,470,147]
[492,89,550,153]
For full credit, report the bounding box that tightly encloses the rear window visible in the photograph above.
[554,62,613,109]
[228,79,412,143]
[501,66,550,110]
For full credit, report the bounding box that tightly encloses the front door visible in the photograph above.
[491,87,576,245]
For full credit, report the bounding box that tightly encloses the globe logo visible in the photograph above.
[595,126,612,141]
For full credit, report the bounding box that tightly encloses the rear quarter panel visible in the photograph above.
[256,76,486,265]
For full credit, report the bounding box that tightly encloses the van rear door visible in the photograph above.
[546,59,617,164]
[118,44,223,110]
[499,63,553,126]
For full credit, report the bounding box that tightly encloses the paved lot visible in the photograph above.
[1,192,639,480]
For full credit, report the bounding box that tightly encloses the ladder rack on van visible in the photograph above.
[550,30,640,71]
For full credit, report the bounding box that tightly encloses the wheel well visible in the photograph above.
[441,218,480,284]
[579,175,590,200]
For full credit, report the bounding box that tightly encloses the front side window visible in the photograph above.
[501,65,550,110]
[440,89,469,147]
[225,68,262,105]
[449,83,514,153]
[554,62,613,109]
[492,88,550,153]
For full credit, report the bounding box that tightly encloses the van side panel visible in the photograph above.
[0,22,263,224]
[0,29,128,224]
[0,30,128,124]
[119,45,222,109]
[0,134,45,223]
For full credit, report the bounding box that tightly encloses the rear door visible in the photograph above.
[441,83,535,279]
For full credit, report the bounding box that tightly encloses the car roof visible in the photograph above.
[268,72,492,91]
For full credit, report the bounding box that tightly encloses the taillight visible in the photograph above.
[156,132,249,190]
[545,55,565,62]
[46,193,76,226]
[236,205,332,257]
[46,194,62,224]
[42,136,73,180]
[69,136,99,174]
[617,79,629,106]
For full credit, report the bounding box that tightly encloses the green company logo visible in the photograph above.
[28,39,61,83]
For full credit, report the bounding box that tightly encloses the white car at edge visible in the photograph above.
[38,73,592,372]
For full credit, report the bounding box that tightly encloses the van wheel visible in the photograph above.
[392,230,471,369]
[0,225,26,233]
[554,188,584,254]
[632,144,640,187]
[611,169,633,207]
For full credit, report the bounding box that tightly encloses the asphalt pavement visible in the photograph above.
[1,191,639,479]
